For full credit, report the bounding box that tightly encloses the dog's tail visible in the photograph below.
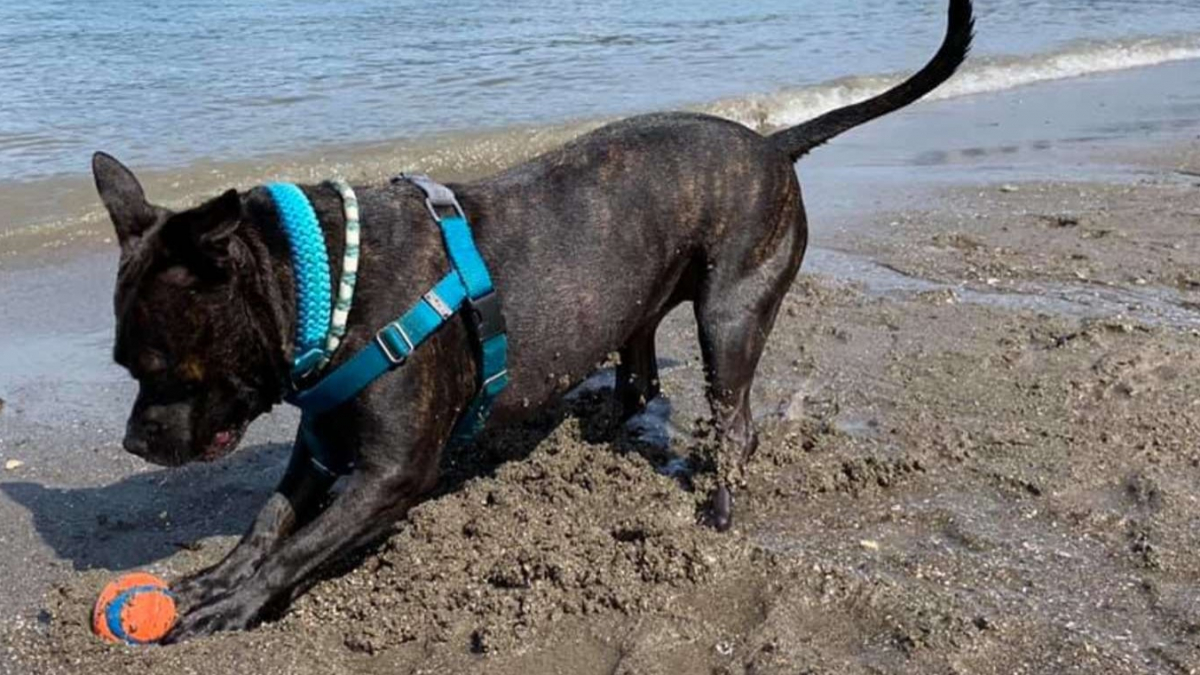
[770,0,974,162]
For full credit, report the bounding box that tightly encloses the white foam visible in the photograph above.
[704,34,1200,132]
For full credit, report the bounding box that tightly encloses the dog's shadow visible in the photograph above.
[1,367,684,575]
[0,442,289,571]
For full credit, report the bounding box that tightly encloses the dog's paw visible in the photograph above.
[170,575,221,611]
[161,591,263,643]
[171,565,253,611]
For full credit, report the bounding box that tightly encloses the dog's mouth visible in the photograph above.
[201,422,248,461]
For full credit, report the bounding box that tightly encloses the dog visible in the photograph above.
[91,0,972,641]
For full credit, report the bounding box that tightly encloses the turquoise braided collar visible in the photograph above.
[266,181,361,383]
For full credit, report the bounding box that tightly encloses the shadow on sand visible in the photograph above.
[0,443,289,571]
[1,367,682,575]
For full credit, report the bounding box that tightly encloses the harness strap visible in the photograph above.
[289,270,471,413]
[400,174,510,442]
[278,175,510,476]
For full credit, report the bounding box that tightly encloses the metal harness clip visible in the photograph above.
[394,172,465,223]
[464,290,507,341]
[374,323,414,366]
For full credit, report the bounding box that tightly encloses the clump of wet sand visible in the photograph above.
[285,414,744,657]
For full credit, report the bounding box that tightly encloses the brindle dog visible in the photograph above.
[92,0,972,641]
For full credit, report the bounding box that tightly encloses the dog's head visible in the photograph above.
[93,153,283,466]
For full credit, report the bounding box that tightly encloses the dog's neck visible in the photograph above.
[241,185,347,401]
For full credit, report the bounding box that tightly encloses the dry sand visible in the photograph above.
[3,138,1199,674]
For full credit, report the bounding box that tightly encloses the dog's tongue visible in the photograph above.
[202,429,239,461]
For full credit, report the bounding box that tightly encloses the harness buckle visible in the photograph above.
[292,348,330,386]
[424,197,466,224]
[375,323,413,366]
[464,290,507,341]
[394,173,466,223]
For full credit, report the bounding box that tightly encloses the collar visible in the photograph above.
[265,180,360,386]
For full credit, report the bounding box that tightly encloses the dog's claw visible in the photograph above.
[170,576,213,611]
[162,591,261,643]
[171,564,256,612]
[702,485,734,532]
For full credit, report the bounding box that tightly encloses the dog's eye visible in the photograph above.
[176,358,205,383]
[158,265,196,287]
[137,351,168,376]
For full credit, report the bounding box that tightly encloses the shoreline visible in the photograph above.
[3,55,1200,271]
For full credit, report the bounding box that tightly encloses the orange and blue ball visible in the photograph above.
[92,572,178,645]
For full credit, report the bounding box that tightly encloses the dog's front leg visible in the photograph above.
[163,464,426,642]
[171,438,337,609]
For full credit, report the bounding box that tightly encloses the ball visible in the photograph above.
[92,572,178,645]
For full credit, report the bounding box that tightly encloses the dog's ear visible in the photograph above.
[162,189,243,273]
[92,152,157,248]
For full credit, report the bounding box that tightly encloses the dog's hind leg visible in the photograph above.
[694,299,765,532]
[617,320,663,420]
[694,205,806,531]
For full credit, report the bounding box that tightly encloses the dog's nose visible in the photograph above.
[123,434,151,458]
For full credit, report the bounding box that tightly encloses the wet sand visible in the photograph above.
[3,63,1200,673]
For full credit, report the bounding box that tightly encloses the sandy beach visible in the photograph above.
[2,57,1200,673]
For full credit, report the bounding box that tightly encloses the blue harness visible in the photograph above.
[269,176,510,476]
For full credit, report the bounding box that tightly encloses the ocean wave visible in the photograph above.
[378,35,1200,178]
[5,33,1200,246]
[704,33,1200,131]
